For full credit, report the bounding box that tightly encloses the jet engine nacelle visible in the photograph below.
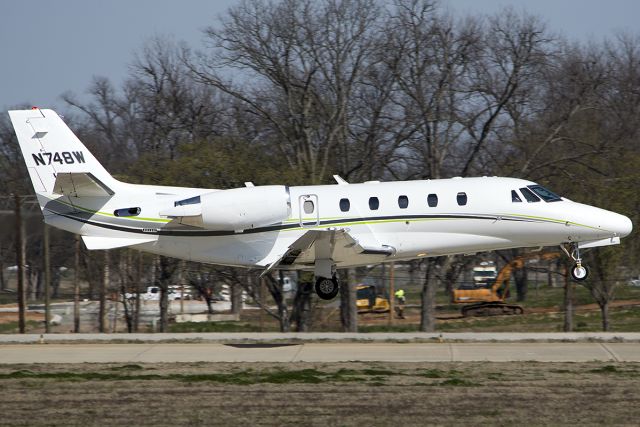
[200,185,291,231]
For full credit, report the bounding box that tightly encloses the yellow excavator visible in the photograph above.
[356,285,390,313]
[452,252,561,317]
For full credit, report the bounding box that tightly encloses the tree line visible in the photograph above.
[1,0,639,332]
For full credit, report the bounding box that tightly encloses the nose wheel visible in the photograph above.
[562,243,590,282]
[570,264,589,281]
[315,276,340,300]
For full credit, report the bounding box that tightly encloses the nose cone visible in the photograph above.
[615,214,633,238]
[577,205,633,239]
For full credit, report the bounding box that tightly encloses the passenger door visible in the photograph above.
[299,194,319,227]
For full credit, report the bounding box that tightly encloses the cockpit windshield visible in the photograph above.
[528,185,562,202]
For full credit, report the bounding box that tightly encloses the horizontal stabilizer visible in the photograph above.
[82,235,156,250]
[54,172,114,197]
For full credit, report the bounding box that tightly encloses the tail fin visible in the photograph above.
[8,108,119,199]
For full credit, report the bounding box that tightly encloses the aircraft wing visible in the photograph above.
[53,172,114,197]
[262,229,395,274]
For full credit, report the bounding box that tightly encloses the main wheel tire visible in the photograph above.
[571,264,589,281]
[315,277,340,300]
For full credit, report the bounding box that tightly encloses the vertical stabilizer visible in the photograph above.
[8,108,119,199]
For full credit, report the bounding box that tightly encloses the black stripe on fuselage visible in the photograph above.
[49,209,537,237]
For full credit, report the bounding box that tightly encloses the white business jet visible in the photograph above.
[9,108,633,300]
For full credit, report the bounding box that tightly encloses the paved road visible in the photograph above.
[0,342,638,363]
[2,332,640,343]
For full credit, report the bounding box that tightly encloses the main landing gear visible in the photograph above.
[561,243,590,282]
[314,252,339,299]
[315,276,340,300]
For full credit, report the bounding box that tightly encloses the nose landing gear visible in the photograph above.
[561,243,590,282]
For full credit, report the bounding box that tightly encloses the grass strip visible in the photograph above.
[0,367,408,385]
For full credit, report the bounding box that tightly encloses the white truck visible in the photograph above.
[135,286,193,301]
[472,261,497,288]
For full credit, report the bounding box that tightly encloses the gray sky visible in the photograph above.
[1,0,638,111]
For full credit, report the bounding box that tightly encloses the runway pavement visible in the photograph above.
[0,341,639,363]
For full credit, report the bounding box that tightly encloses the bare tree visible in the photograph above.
[387,0,480,179]
[582,249,624,332]
[190,0,389,184]
[420,258,439,332]
[289,271,315,332]
[187,266,220,315]
[157,256,179,332]
[562,264,573,332]
[0,106,32,195]
[118,251,136,333]
[339,269,358,332]
[459,9,552,176]
[64,37,225,180]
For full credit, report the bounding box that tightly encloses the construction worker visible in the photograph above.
[394,289,406,319]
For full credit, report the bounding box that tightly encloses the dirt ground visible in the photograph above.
[0,312,43,324]
[0,361,639,426]
[357,299,640,325]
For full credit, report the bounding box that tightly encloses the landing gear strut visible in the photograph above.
[561,243,589,282]
[315,276,340,300]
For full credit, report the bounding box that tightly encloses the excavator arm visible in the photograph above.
[453,252,562,316]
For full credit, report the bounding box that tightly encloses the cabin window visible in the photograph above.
[456,192,467,206]
[511,190,522,203]
[303,200,315,214]
[528,185,562,202]
[520,187,541,203]
[174,195,201,207]
[369,197,380,210]
[114,207,141,217]
[339,198,350,212]
[427,193,438,207]
[398,195,409,209]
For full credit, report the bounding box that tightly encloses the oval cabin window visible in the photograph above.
[303,200,315,214]
[369,197,379,210]
[398,195,409,209]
